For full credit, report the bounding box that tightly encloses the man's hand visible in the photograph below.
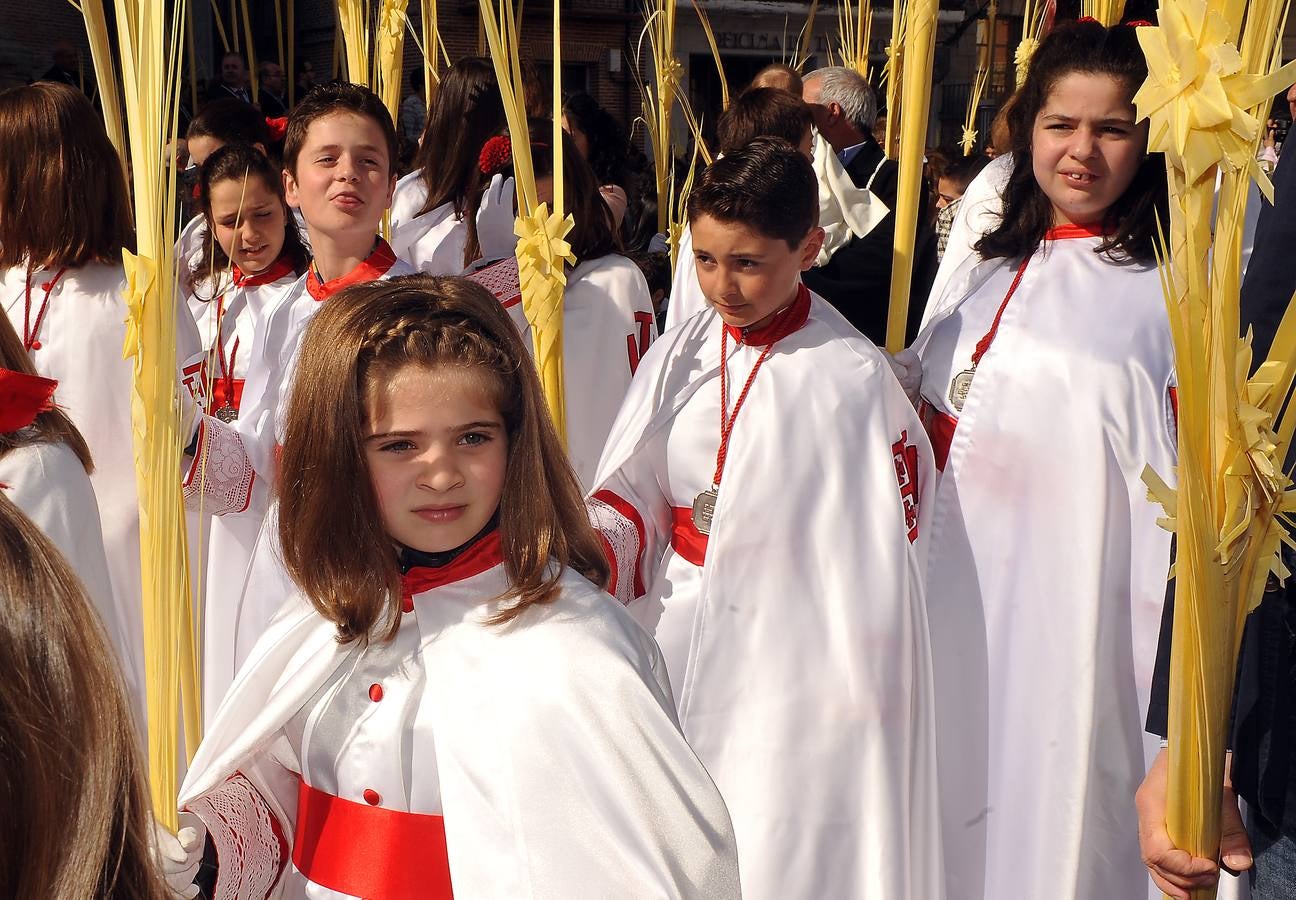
[1136,747,1252,899]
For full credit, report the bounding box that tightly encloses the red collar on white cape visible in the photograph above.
[306,239,398,301]
[722,282,812,346]
[233,254,298,288]
[1045,223,1111,241]
[400,529,505,599]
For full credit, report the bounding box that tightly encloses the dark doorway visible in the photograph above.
[688,53,780,149]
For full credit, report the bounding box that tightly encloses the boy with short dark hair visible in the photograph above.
[589,137,944,899]
[666,89,814,330]
[184,82,414,714]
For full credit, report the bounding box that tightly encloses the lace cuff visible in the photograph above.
[588,490,646,605]
[185,417,256,515]
[185,773,286,900]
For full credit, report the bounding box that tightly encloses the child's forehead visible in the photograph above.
[302,110,388,148]
[690,214,784,252]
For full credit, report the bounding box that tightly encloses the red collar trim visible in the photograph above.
[1045,223,1110,241]
[0,368,58,432]
[723,283,812,346]
[400,529,504,598]
[234,254,297,288]
[306,239,398,302]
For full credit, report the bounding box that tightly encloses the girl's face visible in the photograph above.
[1031,72,1147,227]
[364,363,509,554]
[208,175,287,275]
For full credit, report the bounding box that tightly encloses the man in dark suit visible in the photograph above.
[257,60,288,117]
[1138,91,1296,899]
[801,66,937,344]
[211,52,251,104]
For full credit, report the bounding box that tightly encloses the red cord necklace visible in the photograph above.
[22,266,69,352]
[212,293,240,422]
[948,256,1031,412]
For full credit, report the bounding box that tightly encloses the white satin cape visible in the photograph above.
[913,235,1177,900]
[179,563,741,899]
[590,295,945,900]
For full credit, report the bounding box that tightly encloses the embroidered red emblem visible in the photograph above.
[180,359,209,411]
[626,311,654,375]
[892,430,920,543]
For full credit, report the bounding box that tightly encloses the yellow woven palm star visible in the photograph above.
[961,127,978,156]
[120,250,154,361]
[1134,0,1296,187]
[515,203,575,429]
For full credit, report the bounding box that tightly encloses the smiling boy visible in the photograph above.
[184,83,414,713]
[588,137,944,899]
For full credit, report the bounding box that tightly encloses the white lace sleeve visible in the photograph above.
[185,773,285,900]
[184,417,257,515]
[587,490,646,605]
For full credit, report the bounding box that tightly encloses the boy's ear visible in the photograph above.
[799,226,826,271]
[283,168,301,210]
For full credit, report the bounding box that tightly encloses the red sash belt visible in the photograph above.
[919,399,958,472]
[293,778,454,898]
[670,507,708,566]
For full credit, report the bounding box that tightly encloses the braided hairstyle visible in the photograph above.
[278,274,608,642]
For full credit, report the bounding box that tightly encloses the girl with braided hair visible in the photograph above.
[166,274,740,899]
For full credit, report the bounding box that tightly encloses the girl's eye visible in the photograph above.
[379,440,415,453]
[459,431,492,447]
[256,210,273,218]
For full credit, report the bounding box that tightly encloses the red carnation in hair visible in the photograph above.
[265,116,288,142]
[479,135,512,175]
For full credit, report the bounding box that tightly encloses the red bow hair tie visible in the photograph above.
[479,135,512,175]
[0,368,58,432]
[265,116,289,142]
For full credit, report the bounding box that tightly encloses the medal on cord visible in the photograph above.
[948,255,1031,412]
[213,292,240,422]
[693,317,792,536]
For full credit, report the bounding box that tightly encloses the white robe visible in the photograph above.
[389,171,429,228]
[388,200,468,275]
[179,554,741,899]
[664,223,707,333]
[184,244,415,712]
[184,267,301,728]
[0,441,115,634]
[914,229,1177,900]
[589,292,945,900]
[3,261,205,728]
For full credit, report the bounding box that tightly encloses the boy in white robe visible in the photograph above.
[183,83,415,698]
[589,137,945,900]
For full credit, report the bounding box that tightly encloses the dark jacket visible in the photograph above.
[1147,148,1296,833]
[801,135,938,345]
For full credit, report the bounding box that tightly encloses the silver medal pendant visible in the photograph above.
[215,404,238,423]
[948,368,975,413]
[692,488,718,536]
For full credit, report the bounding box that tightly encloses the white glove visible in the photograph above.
[474,174,518,264]
[886,347,923,406]
[151,812,205,899]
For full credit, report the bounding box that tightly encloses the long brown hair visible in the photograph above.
[411,57,505,220]
[0,81,134,269]
[0,313,92,472]
[0,493,166,899]
[278,275,609,643]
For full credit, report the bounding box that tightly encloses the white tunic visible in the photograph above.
[183,263,302,728]
[663,223,706,333]
[590,290,945,900]
[3,261,205,727]
[0,441,114,633]
[388,200,468,275]
[179,549,741,899]
[389,171,429,228]
[914,227,1177,900]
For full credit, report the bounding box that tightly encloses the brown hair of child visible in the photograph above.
[0,82,134,269]
[277,274,610,642]
[283,82,399,177]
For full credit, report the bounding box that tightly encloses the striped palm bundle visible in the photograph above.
[478,0,574,441]
[1135,0,1296,894]
[87,0,199,829]
[836,0,873,80]
[882,0,907,156]
[961,65,990,155]
[884,0,939,351]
